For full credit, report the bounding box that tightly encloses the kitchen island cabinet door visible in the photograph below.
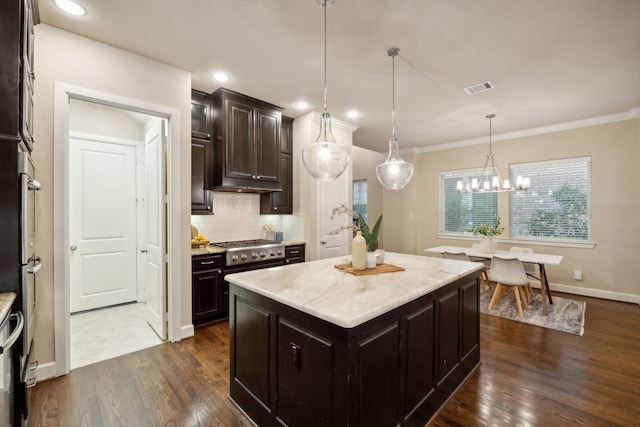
[277,320,335,427]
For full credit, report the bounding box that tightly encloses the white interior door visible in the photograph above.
[143,119,167,339]
[69,137,138,313]
[317,179,351,259]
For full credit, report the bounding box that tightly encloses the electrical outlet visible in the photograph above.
[574,270,583,281]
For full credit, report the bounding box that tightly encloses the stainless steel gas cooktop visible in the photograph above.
[211,239,285,266]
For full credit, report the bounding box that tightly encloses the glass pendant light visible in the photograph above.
[376,47,414,191]
[302,0,351,182]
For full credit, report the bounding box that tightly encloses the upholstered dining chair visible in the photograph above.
[487,256,531,317]
[509,246,537,301]
[444,251,491,292]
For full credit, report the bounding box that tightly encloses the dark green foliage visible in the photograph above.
[358,213,383,252]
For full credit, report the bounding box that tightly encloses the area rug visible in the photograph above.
[480,289,586,336]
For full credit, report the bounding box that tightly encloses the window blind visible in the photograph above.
[510,157,591,241]
[441,170,498,234]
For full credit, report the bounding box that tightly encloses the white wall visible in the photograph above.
[69,99,145,140]
[33,24,192,368]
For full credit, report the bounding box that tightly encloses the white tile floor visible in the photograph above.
[70,302,164,369]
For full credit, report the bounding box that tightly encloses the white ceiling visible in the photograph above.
[38,0,640,153]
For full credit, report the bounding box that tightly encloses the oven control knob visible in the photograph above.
[241,254,248,260]
[260,251,266,258]
[270,251,275,256]
[231,255,239,262]
[277,250,283,255]
[252,252,258,259]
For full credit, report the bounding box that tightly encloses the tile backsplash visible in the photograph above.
[191,192,305,243]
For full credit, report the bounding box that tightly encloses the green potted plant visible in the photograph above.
[466,216,503,253]
[358,213,383,252]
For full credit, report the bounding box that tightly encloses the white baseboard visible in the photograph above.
[529,280,640,304]
[180,323,194,340]
[35,361,57,382]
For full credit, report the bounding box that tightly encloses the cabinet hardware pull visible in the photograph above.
[27,257,42,274]
[140,249,148,253]
[70,245,77,251]
[289,250,299,254]
[28,179,41,191]
[201,260,215,265]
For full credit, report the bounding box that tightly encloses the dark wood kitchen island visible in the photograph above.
[226,252,482,427]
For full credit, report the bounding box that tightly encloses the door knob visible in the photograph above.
[70,245,77,251]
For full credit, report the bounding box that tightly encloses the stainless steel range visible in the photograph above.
[212,239,285,267]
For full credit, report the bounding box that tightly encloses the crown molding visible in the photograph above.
[413,107,640,153]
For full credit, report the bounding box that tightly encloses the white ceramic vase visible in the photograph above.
[352,231,367,270]
[478,236,497,254]
[366,252,377,269]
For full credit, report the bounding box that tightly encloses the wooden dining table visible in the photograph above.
[425,245,563,315]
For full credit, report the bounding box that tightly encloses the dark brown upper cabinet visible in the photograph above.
[1,0,37,151]
[261,116,293,214]
[191,89,212,141]
[211,88,283,192]
[191,89,214,214]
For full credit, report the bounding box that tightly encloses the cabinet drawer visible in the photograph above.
[192,254,223,272]
[285,244,305,264]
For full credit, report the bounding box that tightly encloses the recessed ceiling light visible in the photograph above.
[53,0,87,16]
[294,101,309,110]
[347,110,360,119]
[211,72,230,82]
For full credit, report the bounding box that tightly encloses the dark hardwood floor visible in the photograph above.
[28,293,640,426]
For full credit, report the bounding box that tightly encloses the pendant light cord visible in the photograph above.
[322,0,328,113]
[387,47,400,141]
[391,52,396,140]
[487,113,495,156]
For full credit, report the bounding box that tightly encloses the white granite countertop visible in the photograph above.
[225,252,483,328]
[0,292,17,322]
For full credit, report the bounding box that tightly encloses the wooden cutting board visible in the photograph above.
[334,263,405,276]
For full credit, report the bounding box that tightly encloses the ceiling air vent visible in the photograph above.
[464,81,494,95]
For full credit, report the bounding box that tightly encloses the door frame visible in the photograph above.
[53,82,182,376]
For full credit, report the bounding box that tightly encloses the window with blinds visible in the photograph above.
[510,157,591,241]
[352,179,368,224]
[440,170,498,234]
